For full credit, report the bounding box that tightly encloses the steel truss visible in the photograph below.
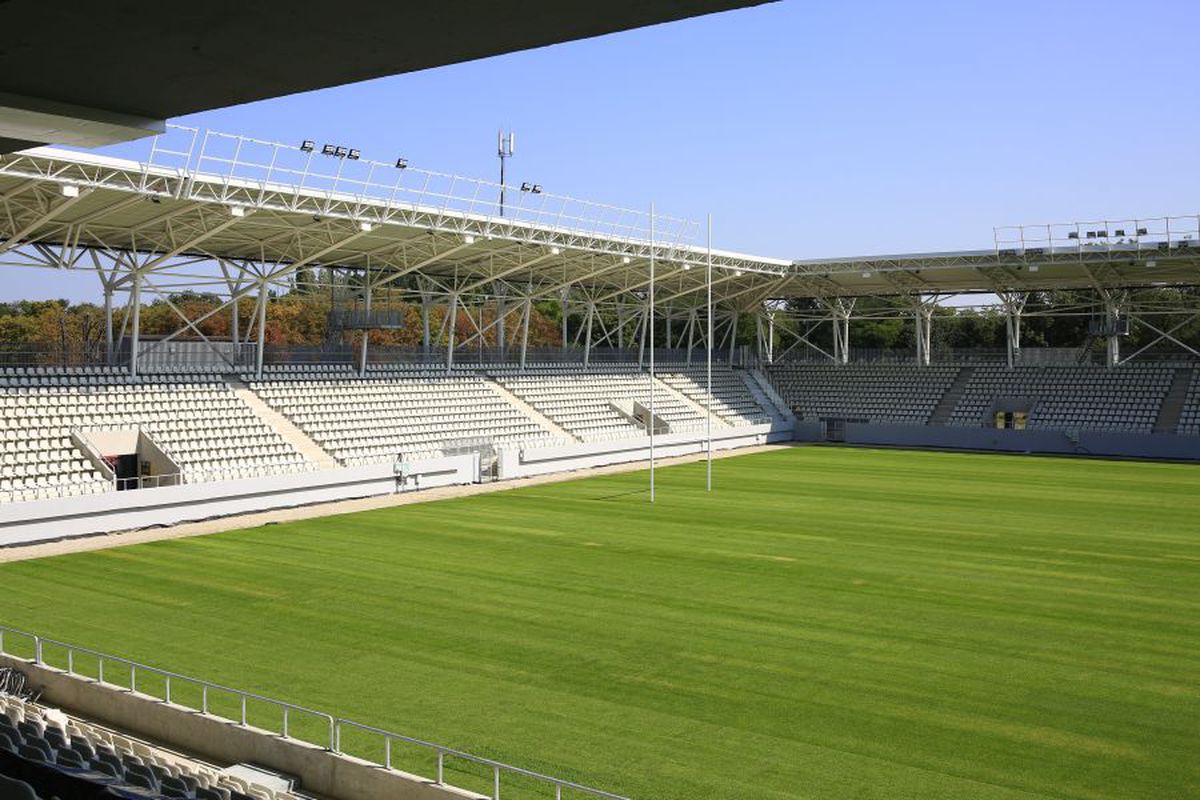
[3,125,1200,373]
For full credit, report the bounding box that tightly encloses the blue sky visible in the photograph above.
[9,0,1200,302]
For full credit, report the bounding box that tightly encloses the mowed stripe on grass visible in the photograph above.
[1,447,1198,800]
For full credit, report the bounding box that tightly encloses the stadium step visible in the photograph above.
[224,376,334,466]
[928,366,975,425]
[653,375,731,426]
[744,369,794,425]
[1154,367,1193,433]
[484,379,580,442]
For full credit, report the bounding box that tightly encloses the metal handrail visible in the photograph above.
[0,624,629,800]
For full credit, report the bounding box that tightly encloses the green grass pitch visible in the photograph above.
[1,447,1198,800]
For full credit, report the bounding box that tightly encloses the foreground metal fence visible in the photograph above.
[0,625,628,800]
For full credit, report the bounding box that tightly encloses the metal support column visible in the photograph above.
[583,303,594,368]
[446,293,458,371]
[767,312,775,364]
[914,303,933,367]
[255,279,268,379]
[358,282,371,376]
[103,285,114,366]
[560,289,569,354]
[421,291,431,357]
[129,269,141,378]
[1105,297,1121,367]
[495,288,506,360]
[728,311,738,366]
[519,298,531,370]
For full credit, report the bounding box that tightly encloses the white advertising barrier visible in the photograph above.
[0,454,478,547]
[497,423,791,479]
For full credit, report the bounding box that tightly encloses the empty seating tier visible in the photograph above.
[0,367,314,503]
[948,365,1172,432]
[492,363,708,442]
[0,690,305,800]
[767,364,960,424]
[1176,369,1200,436]
[657,365,771,426]
[250,365,561,465]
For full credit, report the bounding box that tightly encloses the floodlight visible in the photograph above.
[229,205,246,217]
[300,140,315,152]
[532,185,543,194]
[550,246,561,255]
[463,234,476,244]
[734,270,743,277]
[322,144,336,156]
[334,146,348,158]
[622,256,631,264]
[861,271,871,278]
[347,149,361,161]
[520,182,532,192]
[359,222,373,232]
[395,157,408,169]
[60,184,79,198]
[683,263,692,271]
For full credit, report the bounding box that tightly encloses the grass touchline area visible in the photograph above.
[1,447,1198,800]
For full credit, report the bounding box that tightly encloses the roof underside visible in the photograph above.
[0,146,1198,308]
[0,0,767,152]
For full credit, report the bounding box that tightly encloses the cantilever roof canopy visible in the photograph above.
[0,129,1198,308]
[0,0,769,153]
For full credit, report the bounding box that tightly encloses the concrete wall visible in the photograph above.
[497,423,792,479]
[0,454,477,547]
[0,654,483,800]
[793,421,1200,461]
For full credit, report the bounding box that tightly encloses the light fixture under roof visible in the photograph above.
[550,246,561,255]
[861,271,871,278]
[60,184,79,198]
[683,262,692,271]
[229,205,246,217]
[463,234,476,244]
[359,222,373,232]
[622,256,631,264]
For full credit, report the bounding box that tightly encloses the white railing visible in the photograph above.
[0,625,629,800]
[145,125,698,251]
[994,214,1200,257]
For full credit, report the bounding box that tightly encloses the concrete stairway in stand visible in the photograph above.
[225,376,334,465]
[929,366,974,425]
[1154,367,1193,433]
[745,369,795,427]
[486,379,579,442]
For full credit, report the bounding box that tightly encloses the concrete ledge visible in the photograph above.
[0,654,483,800]
[498,424,793,479]
[0,454,477,547]
[793,421,1200,460]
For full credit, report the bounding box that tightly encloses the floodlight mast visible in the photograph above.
[497,129,515,217]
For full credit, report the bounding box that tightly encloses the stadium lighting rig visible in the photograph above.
[497,129,515,217]
[307,141,360,159]
[520,182,543,194]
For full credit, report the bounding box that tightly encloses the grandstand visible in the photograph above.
[1,9,1199,796]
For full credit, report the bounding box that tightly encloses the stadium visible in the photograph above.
[1,2,1198,800]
